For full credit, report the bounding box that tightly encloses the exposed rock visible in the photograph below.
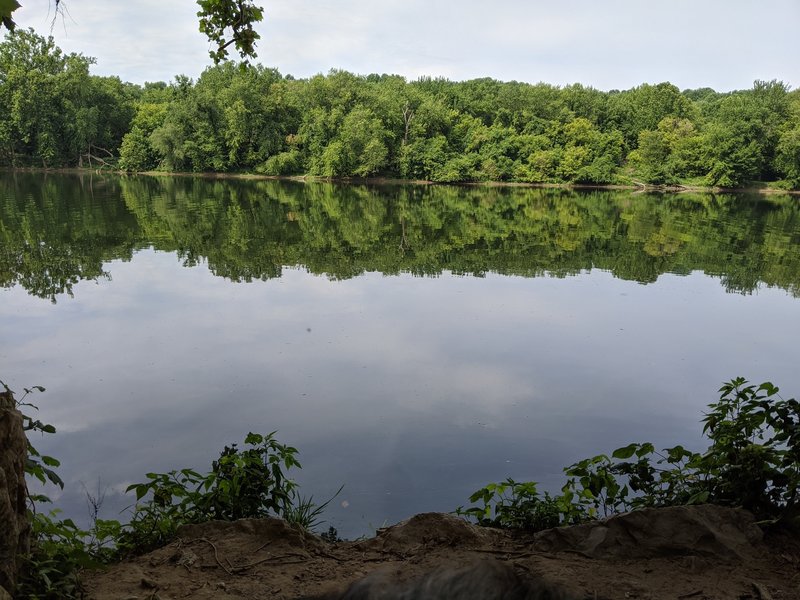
[533,504,763,560]
[0,388,30,597]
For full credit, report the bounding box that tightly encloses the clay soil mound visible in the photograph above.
[83,505,800,600]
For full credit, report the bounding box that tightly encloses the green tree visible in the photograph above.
[629,117,705,184]
[554,118,623,183]
[701,81,791,187]
[607,82,695,149]
[119,102,169,171]
[702,95,766,187]
[775,126,800,188]
[0,28,135,167]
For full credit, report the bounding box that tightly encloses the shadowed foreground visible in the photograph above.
[83,507,800,600]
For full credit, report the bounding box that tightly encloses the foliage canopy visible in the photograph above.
[1,30,799,188]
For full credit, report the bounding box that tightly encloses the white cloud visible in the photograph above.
[10,1,800,95]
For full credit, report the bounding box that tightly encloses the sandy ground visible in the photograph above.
[82,506,800,600]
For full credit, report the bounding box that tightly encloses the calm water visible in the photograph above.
[2,173,799,538]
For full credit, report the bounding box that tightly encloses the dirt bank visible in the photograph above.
[83,505,800,600]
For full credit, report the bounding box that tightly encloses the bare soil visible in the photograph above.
[83,506,800,600]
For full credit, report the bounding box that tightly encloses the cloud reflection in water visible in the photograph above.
[2,250,799,538]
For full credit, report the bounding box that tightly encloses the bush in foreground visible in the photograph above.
[457,378,799,531]
[4,381,336,598]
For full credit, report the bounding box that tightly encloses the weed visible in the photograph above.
[700,378,799,522]
[3,380,340,598]
[458,377,800,531]
[456,480,570,530]
[319,526,342,543]
[283,484,345,531]
[117,431,303,556]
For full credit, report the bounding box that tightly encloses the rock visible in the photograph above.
[534,504,763,560]
[0,388,30,595]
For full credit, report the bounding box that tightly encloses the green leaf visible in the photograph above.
[43,468,64,488]
[135,485,148,501]
[612,443,638,459]
[42,455,60,467]
[758,382,779,396]
[636,442,655,457]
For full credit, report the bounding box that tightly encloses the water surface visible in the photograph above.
[2,173,799,537]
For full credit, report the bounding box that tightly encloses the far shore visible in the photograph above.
[3,166,800,196]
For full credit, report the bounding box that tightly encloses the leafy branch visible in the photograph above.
[196,0,264,63]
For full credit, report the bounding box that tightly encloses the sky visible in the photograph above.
[12,1,800,93]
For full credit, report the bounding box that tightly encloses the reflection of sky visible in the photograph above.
[3,250,799,538]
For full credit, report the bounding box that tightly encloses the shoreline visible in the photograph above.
[82,506,799,600]
[3,166,799,195]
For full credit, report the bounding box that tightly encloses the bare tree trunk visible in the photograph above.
[81,145,116,171]
[402,102,415,147]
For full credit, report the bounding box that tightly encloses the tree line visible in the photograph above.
[2,173,800,303]
[2,29,800,188]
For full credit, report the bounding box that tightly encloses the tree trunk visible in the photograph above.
[402,103,414,147]
[0,388,30,597]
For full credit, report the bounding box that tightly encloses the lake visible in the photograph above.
[2,172,799,538]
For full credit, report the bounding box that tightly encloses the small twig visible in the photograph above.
[468,548,537,558]
[677,591,703,599]
[316,549,347,562]
[193,538,233,576]
[250,540,273,554]
[231,556,308,572]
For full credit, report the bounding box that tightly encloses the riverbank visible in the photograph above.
[82,506,799,600]
[3,166,800,196]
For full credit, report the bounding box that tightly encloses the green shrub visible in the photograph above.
[458,377,800,531]
[116,431,302,556]
[699,378,799,521]
[456,480,574,530]
[3,379,337,598]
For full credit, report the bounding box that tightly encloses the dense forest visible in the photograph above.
[2,173,800,302]
[2,29,800,188]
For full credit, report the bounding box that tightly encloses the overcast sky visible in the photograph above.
[13,0,800,91]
